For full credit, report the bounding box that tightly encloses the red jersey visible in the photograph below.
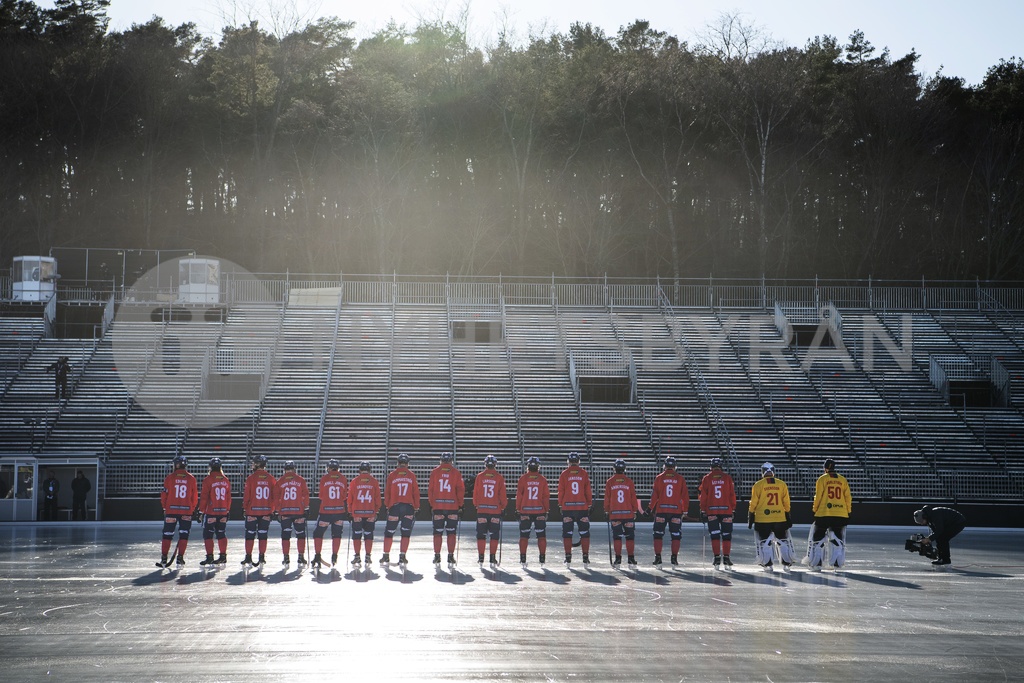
[428,463,465,511]
[318,471,349,515]
[473,469,507,514]
[274,471,310,516]
[384,466,420,509]
[650,469,689,515]
[347,472,382,517]
[698,470,736,515]
[604,473,639,520]
[557,465,592,511]
[243,469,277,516]
[161,469,198,515]
[516,471,550,515]
[198,471,231,516]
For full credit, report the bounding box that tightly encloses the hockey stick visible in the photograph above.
[700,517,708,568]
[605,518,614,567]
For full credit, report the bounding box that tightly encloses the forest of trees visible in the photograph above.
[1,0,1023,281]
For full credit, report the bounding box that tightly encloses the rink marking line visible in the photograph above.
[711,597,738,606]
[42,603,87,616]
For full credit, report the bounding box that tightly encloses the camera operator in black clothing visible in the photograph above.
[913,506,966,566]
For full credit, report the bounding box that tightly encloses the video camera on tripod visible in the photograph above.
[904,533,937,559]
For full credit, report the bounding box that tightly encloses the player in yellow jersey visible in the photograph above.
[747,462,795,571]
[806,459,851,571]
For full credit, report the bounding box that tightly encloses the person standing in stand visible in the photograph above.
[428,452,465,567]
[71,469,91,521]
[198,457,231,567]
[41,469,60,521]
[381,453,420,568]
[604,459,639,567]
[646,456,689,567]
[473,455,507,567]
[516,457,550,567]
[807,458,851,570]
[157,455,198,568]
[241,454,276,567]
[46,356,71,400]
[347,461,382,568]
[698,457,736,569]
[558,452,593,566]
[274,460,311,567]
[312,459,348,570]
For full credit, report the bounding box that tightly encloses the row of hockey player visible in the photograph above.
[156,453,846,571]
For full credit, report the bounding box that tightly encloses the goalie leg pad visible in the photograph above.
[757,538,774,565]
[830,528,847,567]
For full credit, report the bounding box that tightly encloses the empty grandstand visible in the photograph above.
[2,268,1023,521]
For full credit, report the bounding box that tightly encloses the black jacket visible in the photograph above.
[921,506,966,540]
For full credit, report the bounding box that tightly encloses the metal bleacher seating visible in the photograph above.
[4,276,1023,504]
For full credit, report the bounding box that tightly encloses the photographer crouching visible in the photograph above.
[911,506,966,566]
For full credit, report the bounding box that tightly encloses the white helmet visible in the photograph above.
[761,462,775,477]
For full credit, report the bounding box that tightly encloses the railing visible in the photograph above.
[313,283,344,471]
[444,283,459,460]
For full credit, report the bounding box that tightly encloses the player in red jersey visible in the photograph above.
[646,456,689,567]
[347,461,382,568]
[428,452,465,566]
[698,457,737,568]
[157,455,198,568]
[311,459,348,570]
[604,459,639,567]
[274,460,311,567]
[558,451,593,565]
[516,456,550,566]
[241,454,277,567]
[197,457,231,567]
[473,455,507,566]
[381,453,420,567]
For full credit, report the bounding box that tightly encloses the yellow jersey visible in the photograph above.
[812,472,851,518]
[749,475,790,523]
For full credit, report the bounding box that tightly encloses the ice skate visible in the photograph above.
[379,553,390,567]
[520,554,528,568]
[489,554,499,569]
[351,555,362,569]
[433,553,442,566]
[363,554,372,567]
[670,554,678,567]
[330,554,338,567]
[761,560,773,572]
[398,553,408,568]
[200,554,216,567]
[538,553,546,566]
[241,554,254,567]
[478,553,485,566]
[214,553,227,565]
[722,555,733,568]
[311,554,323,570]
[782,561,792,573]
[582,552,590,566]
[627,555,637,568]
[155,555,169,568]
[713,555,721,569]
[447,553,457,568]
[256,554,266,567]
[175,555,185,568]
[282,554,290,566]
[613,555,622,566]
[653,554,662,567]
[297,554,307,567]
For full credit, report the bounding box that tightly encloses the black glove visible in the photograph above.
[644,506,653,518]
[700,511,708,523]
[458,506,464,518]
[783,512,792,531]
[748,513,755,529]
